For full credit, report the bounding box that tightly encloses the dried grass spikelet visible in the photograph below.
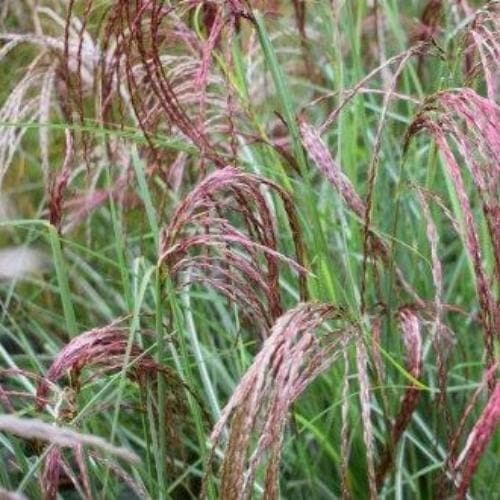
[355,337,377,499]
[159,166,307,337]
[437,365,499,496]
[300,119,422,304]
[405,88,499,374]
[41,446,63,500]
[0,3,103,228]
[36,323,191,429]
[415,188,456,425]
[0,384,13,413]
[299,120,365,218]
[340,349,352,499]
[375,308,423,490]
[453,381,500,498]
[0,2,101,187]
[0,414,139,500]
[203,302,353,500]
[58,0,242,170]
[98,0,241,166]
[36,323,185,407]
[40,442,93,500]
[40,442,138,500]
[35,322,192,498]
[461,1,500,101]
[0,58,57,188]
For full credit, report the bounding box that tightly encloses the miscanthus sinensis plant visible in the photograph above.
[0,0,498,498]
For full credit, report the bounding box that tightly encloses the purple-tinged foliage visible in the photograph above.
[203,303,352,500]
[160,166,307,336]
[376,308,423,490]
[406,88,499,374]
[299,120,365,218]
[41,446,62,500]
[356,338,377,499]
[462,1,500,101]
[36,323,188,412]
[454,382,500,498]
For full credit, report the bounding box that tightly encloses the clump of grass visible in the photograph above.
[0,0,498,498]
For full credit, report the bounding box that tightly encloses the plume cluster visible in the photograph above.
[159,166,307,336]
[204,303,352,499]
